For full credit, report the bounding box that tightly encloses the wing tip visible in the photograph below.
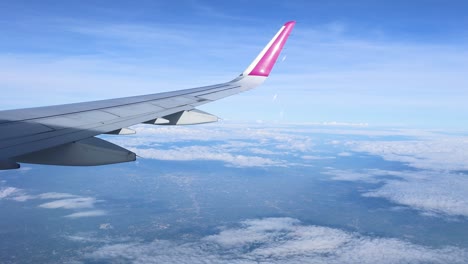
[246,20,296,77]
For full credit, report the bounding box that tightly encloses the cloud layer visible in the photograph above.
[323,168,468,217]
[108,124,468,218]
[348,137,468,171]
[106,123,315,167]
[130,146,281,167]
[83,217,468,264]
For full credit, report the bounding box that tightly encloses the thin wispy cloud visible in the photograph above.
[39,197,97,209]
[65,210,107,219]
[0,187,21,199]
[37,192,78,199]
[0,184,106,219]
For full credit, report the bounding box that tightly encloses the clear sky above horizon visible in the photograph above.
[1,0,467,128]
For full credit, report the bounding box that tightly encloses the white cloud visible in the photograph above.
[103,123,323,167]
[362,171,468,217]
[11,194,36,202]
[65,210,107,219]
[66,233,131,244]
[302,155,335,160]
[204,218,301,247]
[99,223,113,230]
[132,145,281,167]
[320,121,369,127]
[37,192,78,199]
[0,184,106,219]
[111,123,314,149]
[299,130,468,217]
[0,187,21,199]
[337,152,352,157]
[83,217,468,264]
[248,148,279,155]
[347,137,468,171]
[322,168,383,183]
[0,181,82,203]
[39,197,97,209]
[323,168,468,217]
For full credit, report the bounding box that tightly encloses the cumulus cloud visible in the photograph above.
[83,218,468,264]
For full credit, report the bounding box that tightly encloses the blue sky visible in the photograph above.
[1,0,467,128]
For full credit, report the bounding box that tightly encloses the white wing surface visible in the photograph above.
[0,21,296,169]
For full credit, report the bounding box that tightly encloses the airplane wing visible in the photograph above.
[0,21,296,170]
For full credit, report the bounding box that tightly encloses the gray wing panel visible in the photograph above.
[0,79,255,160]
[0,122,54,141]
[0,83,227,123]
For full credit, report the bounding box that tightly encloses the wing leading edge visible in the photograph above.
[0,21,296,170]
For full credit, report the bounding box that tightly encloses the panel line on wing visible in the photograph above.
[0,104,194,158]
[194,85,242,97]
[0,82,237,124]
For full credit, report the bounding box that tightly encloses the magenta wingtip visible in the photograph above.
[247,21,296,77]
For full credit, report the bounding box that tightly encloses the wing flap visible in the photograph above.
[159,109,218,125]
[0,104,193,159]
[0,159,20,170]
[15,137,136,166]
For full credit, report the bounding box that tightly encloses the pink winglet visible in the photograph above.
[248,21,296,77]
